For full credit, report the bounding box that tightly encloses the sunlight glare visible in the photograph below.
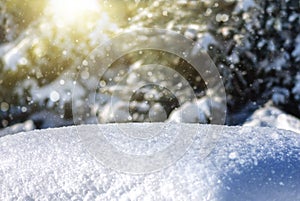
[47,0,100,27]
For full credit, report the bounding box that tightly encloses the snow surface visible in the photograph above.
[0,120,35,138]
[167,97,223,123]
[0,123,300,200]
[244,104,300,134]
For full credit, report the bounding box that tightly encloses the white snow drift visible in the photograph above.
[0,123,299,201]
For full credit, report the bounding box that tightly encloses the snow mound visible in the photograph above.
[0,124,299,200]
[244,104,300,134]
[167,97,224,123]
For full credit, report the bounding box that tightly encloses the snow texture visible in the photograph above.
[0,123,299,201]
[167,97,223,123]
[0,120,35,138]
[244,104,300,134]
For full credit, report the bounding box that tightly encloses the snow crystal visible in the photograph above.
[50,91,60,102]
[21,106,27,113]
[82,60,89,66]
[59,79,65,85]
[228,152,239,160]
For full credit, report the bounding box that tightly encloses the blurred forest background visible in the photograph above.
[1,0,300,131]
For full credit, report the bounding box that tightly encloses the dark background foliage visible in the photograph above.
[1,0,300,128]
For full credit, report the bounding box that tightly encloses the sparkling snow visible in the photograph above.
[0,123,299,200]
